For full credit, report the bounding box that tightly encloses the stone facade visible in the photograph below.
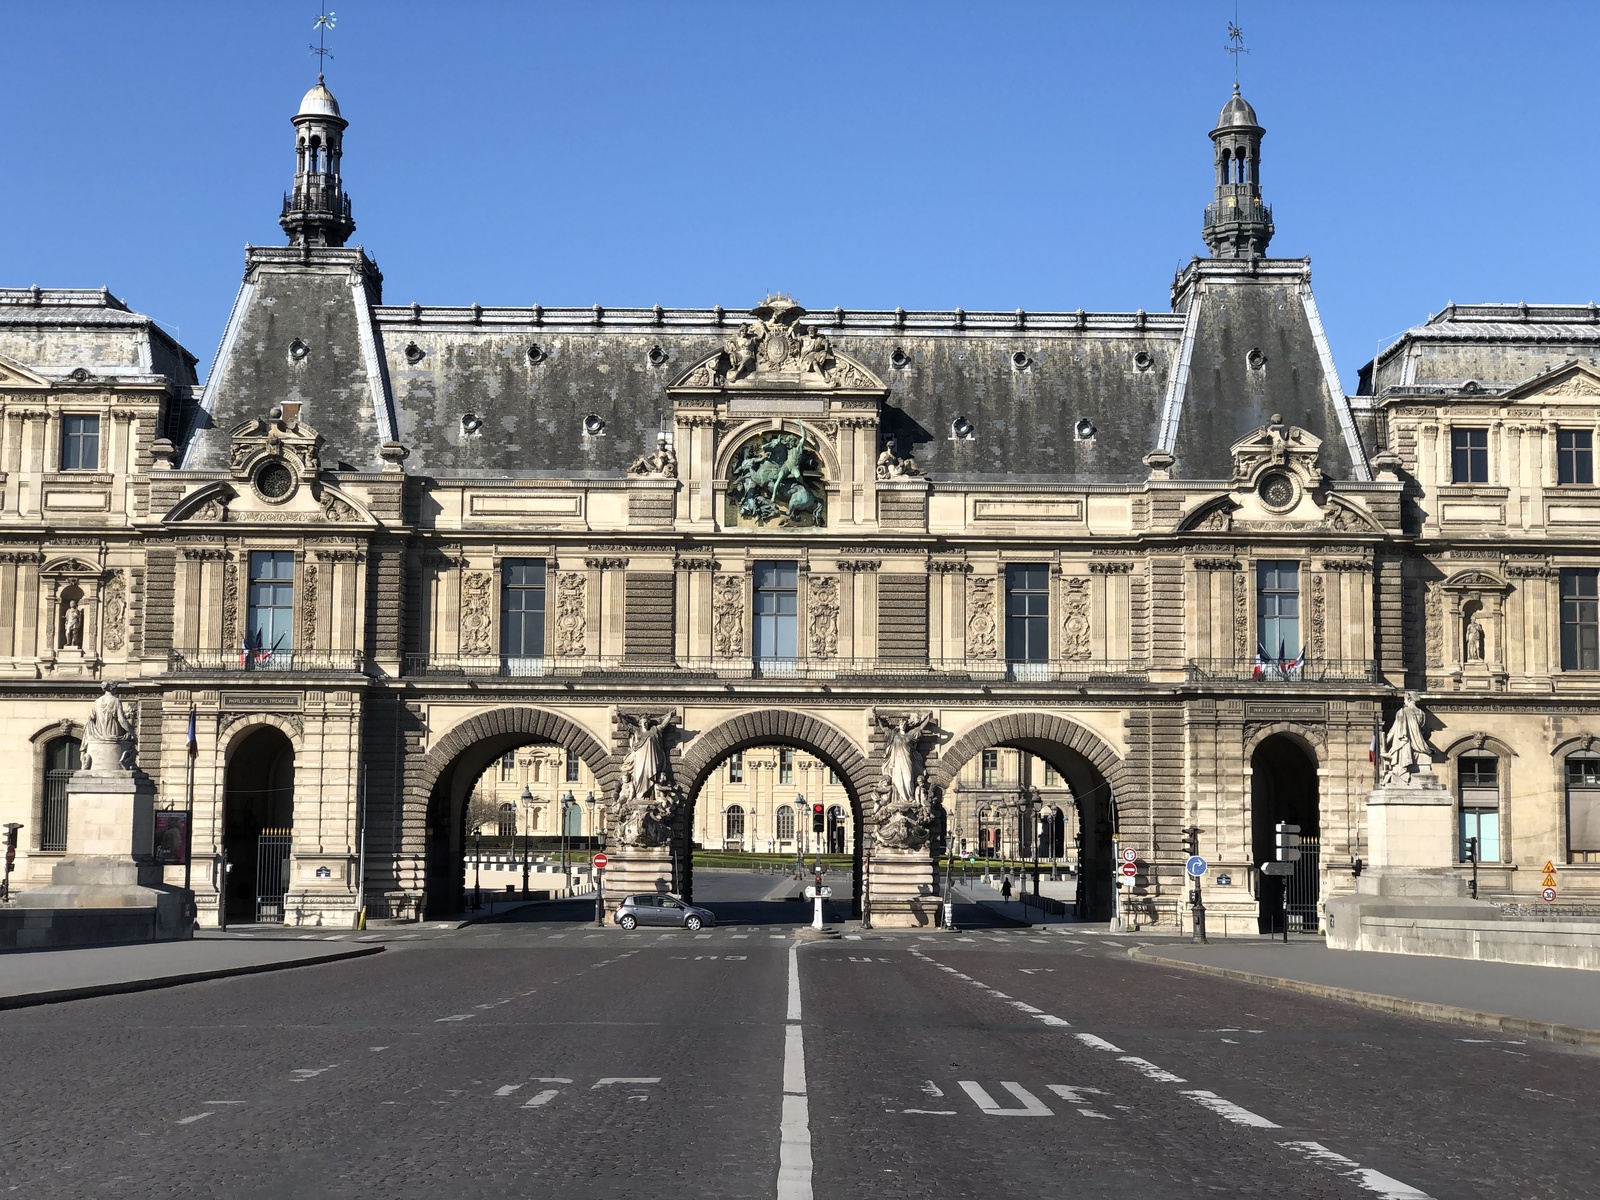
[2,79,1596,932]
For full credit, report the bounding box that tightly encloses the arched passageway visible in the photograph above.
[1250,733,1321,934]
[223,726,294,924]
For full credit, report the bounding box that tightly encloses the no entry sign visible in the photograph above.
[592,853,609,871]
[1120,861,1138,878]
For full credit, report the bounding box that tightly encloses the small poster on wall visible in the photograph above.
[153,811,190,866]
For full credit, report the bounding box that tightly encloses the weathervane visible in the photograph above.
[311,4,336,72]
[1225,4,1248,84]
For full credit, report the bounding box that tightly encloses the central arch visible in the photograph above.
[675,709,875,917]
[929,712,1126,921]
[409,707,618,917]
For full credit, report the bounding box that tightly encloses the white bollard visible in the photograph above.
[812,893,825,930]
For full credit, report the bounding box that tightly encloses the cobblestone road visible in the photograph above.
[3,893,1598,1198]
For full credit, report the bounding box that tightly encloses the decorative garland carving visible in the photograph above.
[101,571,127,652]
[809,575,840,659]
[300,563,318,648]
[1309,572,1326,659]
[555,572,586,657]
[712,575,744,657]
[1232,570,1249,660]
[967,576,997,660]
[1425,586,1443,668]
[460,572,493,656]
[221,561,238,651]
[1061,577,1090,661]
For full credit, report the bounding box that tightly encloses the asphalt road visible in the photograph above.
[3,872,1598,1199]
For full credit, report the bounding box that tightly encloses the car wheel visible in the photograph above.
[684,915,703,932]
[619,914,637,930]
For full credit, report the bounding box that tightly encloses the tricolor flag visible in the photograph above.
[1284,643,1306,678]
[1252,642,1269,681]
[1369,731,1379,763]
[186,704,198,759]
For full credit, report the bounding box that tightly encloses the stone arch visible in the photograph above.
[712,419,843,483]
[219,712,306,757]
[1442,732,1517,761]
[676,709,873,802]
[928,712,1126,799]
[1242,722,1325,761]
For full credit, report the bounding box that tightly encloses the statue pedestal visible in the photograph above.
[604,847,675,907]
[867,848,937,928]
[6,765,194,947]
[1366,773,1455,871]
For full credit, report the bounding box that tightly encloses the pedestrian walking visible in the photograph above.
[1001,876,1013,902]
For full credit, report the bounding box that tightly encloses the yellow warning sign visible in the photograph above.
[1544,873,1558,888]
[1544,861,1556,874]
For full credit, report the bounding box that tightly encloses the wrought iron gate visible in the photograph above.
[42,769,72,852]
[1285,834,1321,931]
[255,828,292,923]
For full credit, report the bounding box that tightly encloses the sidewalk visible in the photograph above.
[0,934,382,1010]
[1132,939,1600,1046]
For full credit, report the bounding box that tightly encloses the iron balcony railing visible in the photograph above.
[167,649,365,673]
[1185,657,1378,684]
[1203,198,1273,227]
[403,653,1149,684]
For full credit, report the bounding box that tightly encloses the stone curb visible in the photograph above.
[1128,946,1600,1048]
[0,944,384,1012]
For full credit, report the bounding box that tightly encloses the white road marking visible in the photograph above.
[921,1081,944,1097]
[593,1077,660,1089]
[958,1081,1053,1117]
[204,1100,246,1105]
[175,1112,214,1125]
[522,1090,560,1108]
[1118,1056,1185,1083]
[369,1046,388,1052]
[289,1065,338,1081]
[1075,1033,1124,1053]
[900,1108,957,1115]
[778,942,812,1200]
[1181,1090,1280,1128]
[1278,1141,1435,1199]
[435,1014,474,1022]
[1034,1014,1072,1028]
[1010,1002,1044,1014]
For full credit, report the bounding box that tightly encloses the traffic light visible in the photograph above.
[812,804,825,834]
[1183,826,1200,857]
[1275,822,1302,863]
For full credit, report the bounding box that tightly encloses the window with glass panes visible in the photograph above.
[728,752,743,783]
[500,751,516,782]
[1458,756,1500,862]
[500,560,547,659]
[776,805,795,841]
[981,748,1000,787]
[779,747,794,784]
[60,414,100,471]
[1004,564,1049,662]
[247,551,295,655]
[1567,757,1600,862]
[565,748,580,782]
[725,805,746,840]
[1256,561,1300,659]
[752,561,798,661]
[1451,428,1489,483]
[1560,568,1600,670]
[1558,430,1595,485]
[497,803,517,837]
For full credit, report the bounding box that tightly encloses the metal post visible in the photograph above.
[473,830,482,911]
[595,868,605,928]
[1030,789,1042,899]
[1,822,20,903]
[520,785,533,900]
[1467,835,1479,900]
[1282,876,1290,944]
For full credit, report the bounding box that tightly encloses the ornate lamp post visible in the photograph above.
[519,785,533,900]
[560,790,576,890]
[472,826,482,911]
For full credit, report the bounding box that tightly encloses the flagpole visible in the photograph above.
[183,704,196,893]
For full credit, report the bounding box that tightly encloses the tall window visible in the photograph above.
[826,767,840,787]
[1004,564,1050,663]
[500,559,547,661]
[728,752,744,783]
[1450,428,1489,484]
[1043,762,1062,786]
[499,751,516,782]
[1559,430,1595,486]
[981,748,1000,788]
[753,561,798,662]
[779,748,795,784]
[497,803,517,838]
[725,804,746,842]
[247,551,295,658]
[565,748,580,783]
[1560,568,1600,670]
[776,805,795,841]
[41,735,79,852]
[1458,756,1500,862]
[60,414,100,471]
[1567,756,1600,862]
[1256,561,1301,659]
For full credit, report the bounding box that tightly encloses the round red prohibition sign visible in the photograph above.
[593,853,609,871]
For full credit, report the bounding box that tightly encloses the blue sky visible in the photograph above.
[3,2,1594,390]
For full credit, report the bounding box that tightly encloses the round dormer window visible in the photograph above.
[1258,471,1297,511]
[255,460,295,501]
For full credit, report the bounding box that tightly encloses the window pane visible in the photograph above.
[500,559,547,659]
[565,748,580,782]
[1451,429,1488,484]
[60,414,100,471]
[1559,430,1595,486]
[753,560,798,661]
[247,551,295,653]
[1004,563,1049,662]
[1561,569,1600,670]
[1256,560,1301,657]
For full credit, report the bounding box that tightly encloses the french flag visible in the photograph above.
[1252,643,1269,681]
[1284,643,1306,677]
[1369,730,1379,764]
[186,705,198,759]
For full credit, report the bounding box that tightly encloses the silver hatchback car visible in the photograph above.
[614,894,717,931]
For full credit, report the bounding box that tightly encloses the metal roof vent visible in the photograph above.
[1074,418,1097,442]
[583,414,607,437]
[528,343,547,364]
[890,347,911,370]
[460,413,484,436]
[951,415,976,441]
[404,341,425,365]
[1133,350,1154,371]
[288,339,310,362]
[648,346,669,367]
[1011,350,1031,370]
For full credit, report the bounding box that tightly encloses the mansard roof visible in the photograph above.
[1361,303,1600,397]
[0,287,197,386]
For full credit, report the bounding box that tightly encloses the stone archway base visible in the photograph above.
[867,848,937,928]
[604,847,675,912]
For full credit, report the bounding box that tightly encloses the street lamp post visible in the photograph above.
[472,828,482,911]
[589,791,604,928]
[794,792,805,878]
[1049,808,1061,882]
[520,786,533,900]
[560,790,576,894]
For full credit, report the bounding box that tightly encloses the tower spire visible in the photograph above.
[1201,82,1273,258]
[279,74,355,248]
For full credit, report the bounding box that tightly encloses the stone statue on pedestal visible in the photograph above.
[1378,691,1438,786]
[612,709,680,848]
[869,710,939,850]
[61,599,83,649]
[82,682,137,773]
[1465,616,1485,663]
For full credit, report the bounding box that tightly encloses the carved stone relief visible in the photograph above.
[967,576,997,660]
[681,295,877,391]
[555,572,586,656]
[300,563,318,647]
[1061,577,1090,661]
[1309,573,1326,659]
[101,571,127,652]
[1232,571,1249,660]
[809,575,840,658]
[221,560,238,651]
[460,572,493,656]
[1425,587,1443,668]
[712,575,744,657]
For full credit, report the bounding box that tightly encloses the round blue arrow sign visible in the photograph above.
[1185,855,1208,877]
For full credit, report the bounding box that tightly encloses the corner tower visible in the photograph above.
[1201,83,1273,258]
[280,76,355,248]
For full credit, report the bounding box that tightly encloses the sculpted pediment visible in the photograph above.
[1229,415,1323,487]
[1504,360,1600,401]
[163,478,376,527]
[0,351,51,390]
[1441,568,1510,594]
[670,295,885,393]
[229,407,324,480]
